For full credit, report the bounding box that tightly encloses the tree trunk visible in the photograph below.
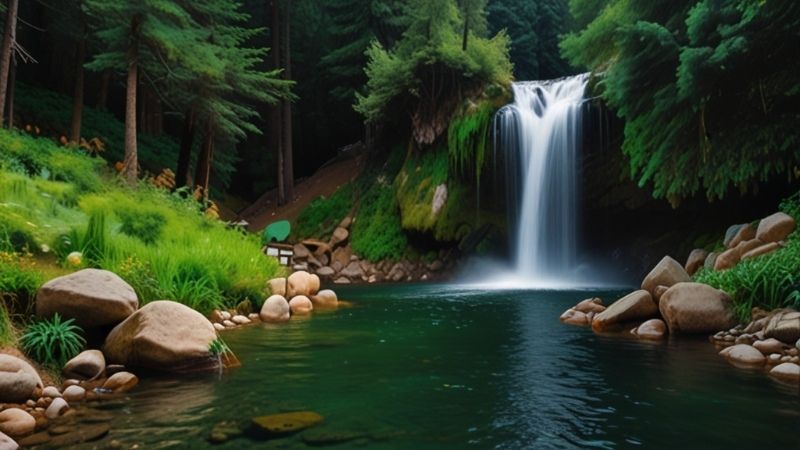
[194,119,215,198]
[70,38,86,143]
[123,16,141,184]
[282,0,294,202]
[96,71,111,109]
[0,0,19,127]
[6,56,15,129]
[176,107,196,189]
[462,13,469,51]
[270,0,285,205]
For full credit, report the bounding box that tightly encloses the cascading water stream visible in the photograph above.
[493,74,589,285]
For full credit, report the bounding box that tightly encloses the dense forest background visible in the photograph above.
[0,0,798,272]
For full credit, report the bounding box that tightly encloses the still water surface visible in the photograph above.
[74,284,799,449]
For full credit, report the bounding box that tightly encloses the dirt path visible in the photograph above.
[237,154,365,232]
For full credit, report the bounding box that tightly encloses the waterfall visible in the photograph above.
[493,74,589,285]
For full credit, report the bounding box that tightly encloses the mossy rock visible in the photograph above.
[251,411,324,436]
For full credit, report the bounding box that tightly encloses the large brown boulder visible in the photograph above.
[756,212,796,243]
[591,290,658,332]
[310,290,338,308]
[0,355,43,403]
[35,269,138,328]
[635,319,668,339]
[684,249,709,276]
[658,282,736,334]
[103,301,219,372]
[641,256,690,298]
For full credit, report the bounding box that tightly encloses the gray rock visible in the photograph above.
[0,355,43,403]
[63,350,105,380]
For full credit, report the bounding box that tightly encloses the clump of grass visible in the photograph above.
[695,239,800,322]
[116,206,166,244]
[21,313,85,368]
[0,302,15,347]
[0,252,43,317]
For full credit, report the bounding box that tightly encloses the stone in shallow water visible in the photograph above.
[47,424,110,447]
[251,411,323,435]
[725,344,766,366]
[209,420,243,443]
[769,362,800,383]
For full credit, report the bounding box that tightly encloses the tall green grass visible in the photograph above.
[0,129,281,315]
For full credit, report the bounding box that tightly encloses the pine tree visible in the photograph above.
[0,0,19,127]
[83,0,213,183]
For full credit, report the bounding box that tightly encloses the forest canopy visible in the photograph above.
[562,0,800,204]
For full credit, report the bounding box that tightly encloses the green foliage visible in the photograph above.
[0,130,280,315]
[14,83,188,180]
[356,0,512,129]
[116,207,166,244]
[0,127,103,193]
[0,252,43,318]
[447,100,494,180]
[292,185,355,240]
[208,337,232,357]
[487,0,572,80]
[562,0,800,203]
[352,181,407,262]
[21,313,86,368]
[0,301,13,347]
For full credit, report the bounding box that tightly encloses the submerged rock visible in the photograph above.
[560,309,589,326]
[574,298,605,314]
[251,411,323,435]
[209,420,243,443]
[0,355,43,403]
[769,362,800,383]
[658,283,736,334]
[103,301,219,372]
[35,269,138,328]
[102,371,139,393]
[635,319,667,340]
[310,290,339,308]
[46,424,110,447]
[592,290,657,332]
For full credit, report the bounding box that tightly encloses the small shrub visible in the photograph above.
[0,252,42,317]
[21,313,85,368]
[292,184,354,240]
[352,183,407,261]
[116,207,166,244]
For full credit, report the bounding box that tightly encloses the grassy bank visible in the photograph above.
[694,194,800,322]
[0,129,281,342]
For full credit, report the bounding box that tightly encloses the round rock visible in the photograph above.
[289,296,314,315]
[752,338,784,355]
[636,319,667,339]
[45,398,69,419]
[310,290,338,308]
[260,295,290,323]
[0,408,35,437]
[103,300,219,372]
[769,362,800,383]
[62,385,86,402]
[63,350,105,380]
[102,371,139,393]
[0,355,43,403]
[725,344,766,366]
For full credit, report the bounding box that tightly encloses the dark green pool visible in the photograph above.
[77,284,799,449]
